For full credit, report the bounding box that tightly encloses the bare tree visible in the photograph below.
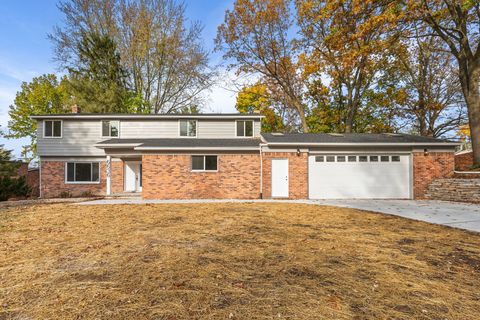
[49,0,215,113]
[414,0,480,163]
[398,29,467,137]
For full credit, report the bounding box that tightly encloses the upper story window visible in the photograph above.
[102,121,119,137]
[236,120,253,137]
[44,120,62,138]
[180,120,197,137]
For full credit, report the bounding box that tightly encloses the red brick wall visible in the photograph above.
[455,151,474,171]
[40,161,106,198]
[111,160,124,194]
[142,154,261,199]
[27,169,39,197]
[262,152,308,199]
[413,152,455,199]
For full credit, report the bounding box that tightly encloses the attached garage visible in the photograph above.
[308,154,411,199]
[261,132,458,200]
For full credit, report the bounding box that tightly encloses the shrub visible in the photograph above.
[0,176,31,201]
[59,191,72,198]
[80,190,95,198]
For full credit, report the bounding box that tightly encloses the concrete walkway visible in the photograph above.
[78,198,480,233]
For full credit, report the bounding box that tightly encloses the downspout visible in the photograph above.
[38,157,42,198]
[259,143,268,199]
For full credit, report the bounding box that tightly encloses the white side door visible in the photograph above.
[271,159,289,197]
[125,161,142,192]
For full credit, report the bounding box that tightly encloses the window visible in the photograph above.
[359,155,368,162]
[381,156,390,162]
[236,120,253,137]
[392,156,401,162]
[337,156,346,162]
[44,120,62,138]
[348,156,357,162]
[66,162,100,183]
[191,155,218,171]
[180,120,197,137]
[315,156,324,162]
[102,121,119,137]
[326,156,335,162]
[370,155,379,162]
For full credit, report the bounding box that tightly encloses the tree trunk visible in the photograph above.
[461,66,480,165]
[298,106,309,133]
[464,87,480,165]
[292,99,309,133]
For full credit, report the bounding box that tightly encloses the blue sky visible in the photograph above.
[0,0,236,159]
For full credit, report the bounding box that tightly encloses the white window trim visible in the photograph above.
[43,120,63,139]
[235,120,254,137]
[101,120,120,138]
[191,155,219,172]
[64,162,101,184]
[178,119,198,138]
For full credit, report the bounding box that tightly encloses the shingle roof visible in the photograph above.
[261,133,458,145]
[97,138,262,149]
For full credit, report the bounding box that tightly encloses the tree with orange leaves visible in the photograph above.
[296,0,403,133]
[216,0,310,132]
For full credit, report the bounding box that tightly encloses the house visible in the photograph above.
[32,110,458,200]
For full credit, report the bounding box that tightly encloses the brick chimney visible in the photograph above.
[71,104,81,114]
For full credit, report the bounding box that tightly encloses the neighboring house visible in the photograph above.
[32,110,458,200]
[455,149,474,171]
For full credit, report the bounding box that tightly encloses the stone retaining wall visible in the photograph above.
[425,179,480,203]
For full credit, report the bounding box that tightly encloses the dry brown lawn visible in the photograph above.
[1,203,479,320]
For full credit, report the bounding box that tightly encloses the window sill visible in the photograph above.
[191,170,218,173]
[65,181,101,185]
[44,136,63,139]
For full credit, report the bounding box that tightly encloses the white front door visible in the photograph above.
[125,161,142,192]
[271,159,289,197]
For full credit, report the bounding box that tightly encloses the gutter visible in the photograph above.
[264,142,460,147]
[95,143,144,148]
[31,114,265,120]
[134,146,261,151]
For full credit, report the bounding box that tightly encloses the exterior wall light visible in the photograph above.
[424,148,429,156]
[296,148,301,156]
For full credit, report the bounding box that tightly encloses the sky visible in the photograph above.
[0,0,236,159]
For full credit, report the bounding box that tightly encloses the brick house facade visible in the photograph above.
[455,150,474,171]
[261,152,308,199]
[412,152,455,199]
[32,113,458,200]
[142,153,261,199]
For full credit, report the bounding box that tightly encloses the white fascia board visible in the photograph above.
[134,146,260,151]
[265,142,460,147]
[31,114,265,120]
[95,143,143,148]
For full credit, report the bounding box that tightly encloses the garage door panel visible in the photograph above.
[308,155,410,199]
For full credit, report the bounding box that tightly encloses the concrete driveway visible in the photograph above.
[315,200,480,233]
[79,198,480,233]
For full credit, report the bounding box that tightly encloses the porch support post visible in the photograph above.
[106,155,112,196]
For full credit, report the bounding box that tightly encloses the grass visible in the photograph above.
[0,202,479,319]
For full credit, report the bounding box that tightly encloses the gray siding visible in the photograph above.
[120,120,178,138]
[37,118,262,156]
[37,120,105,156]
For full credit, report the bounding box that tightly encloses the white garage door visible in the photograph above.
[308,154,411,199]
